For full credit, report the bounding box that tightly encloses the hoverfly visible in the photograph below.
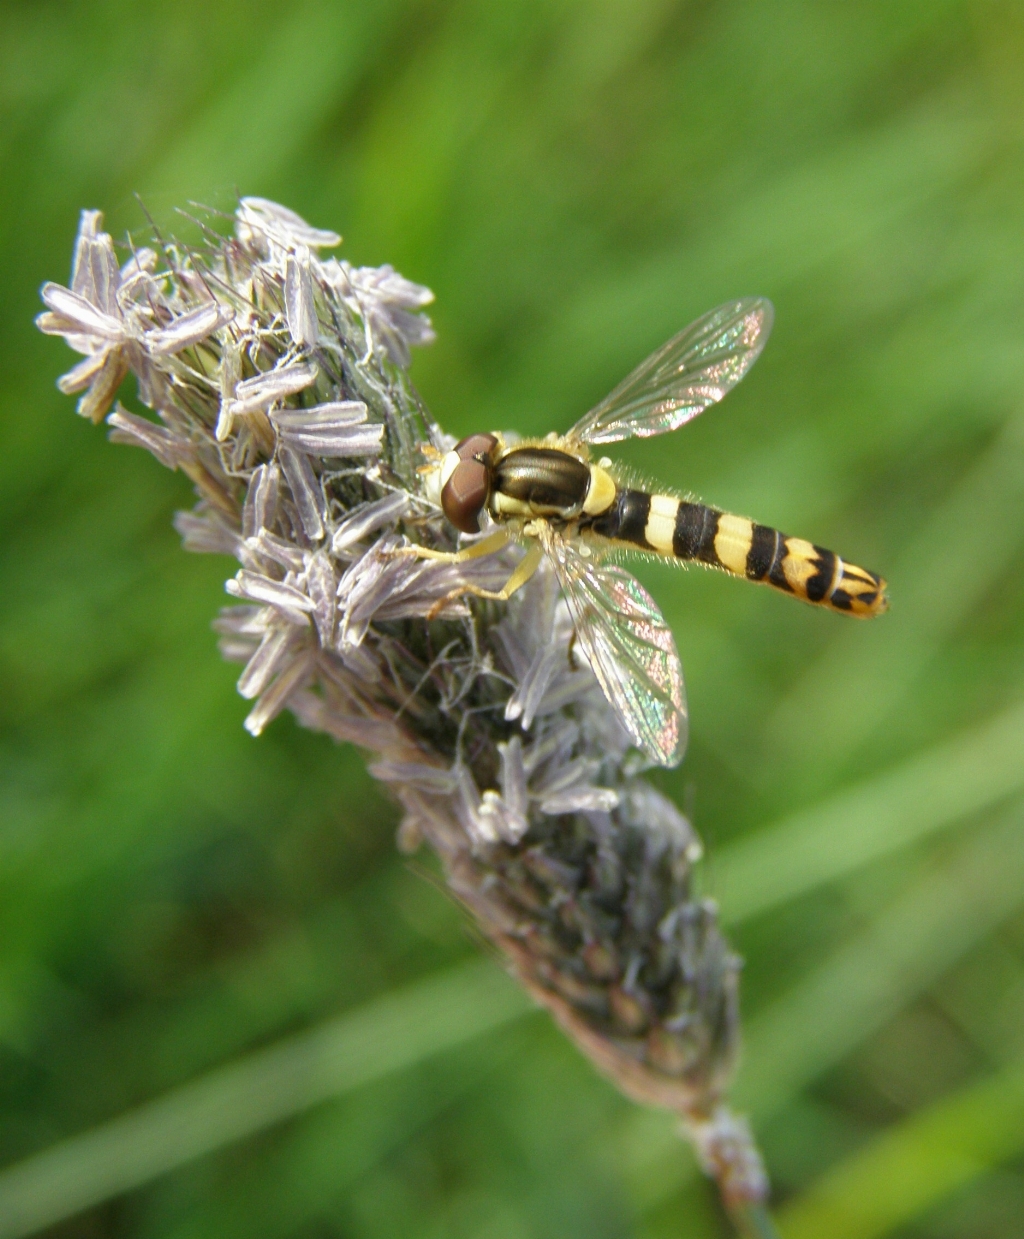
[416,299,888,767]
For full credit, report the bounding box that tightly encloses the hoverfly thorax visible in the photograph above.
[491,448,591,519]
[439,433,500,533]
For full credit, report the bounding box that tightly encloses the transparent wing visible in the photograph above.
[544,531,687,767]
[567,297,773,446]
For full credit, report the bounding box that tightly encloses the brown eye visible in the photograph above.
[454,432,498,462]
[442,459,489,533]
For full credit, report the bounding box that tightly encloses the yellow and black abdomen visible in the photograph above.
[585,489,888,617]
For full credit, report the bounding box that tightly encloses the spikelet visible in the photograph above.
[38,199,770,1224]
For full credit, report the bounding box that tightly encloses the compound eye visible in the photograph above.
[454,432,499,463]
[441,459,489,533]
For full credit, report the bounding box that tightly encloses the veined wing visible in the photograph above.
[543,530,687,767]
[567,297,773,446]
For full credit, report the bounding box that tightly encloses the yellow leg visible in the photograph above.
[401,528,512,565]
[427,541,544,619]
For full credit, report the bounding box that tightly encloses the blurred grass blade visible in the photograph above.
[142,0,399,202]
[0,959,530,1239]
[483,92,991,426]
[716,700,1024,925]
[146,1035,523,1239]
[738,804,1024,1120]
[777,1055,1024,1239]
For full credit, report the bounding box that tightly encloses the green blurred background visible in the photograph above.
[3,2,1024,1236]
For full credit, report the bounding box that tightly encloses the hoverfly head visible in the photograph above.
[439,433,500,533]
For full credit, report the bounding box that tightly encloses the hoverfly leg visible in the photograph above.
[425,542,544,620]
[399,528,512,565]
[491,540,543,597]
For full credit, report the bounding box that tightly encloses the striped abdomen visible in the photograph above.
[585,489,888,617]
